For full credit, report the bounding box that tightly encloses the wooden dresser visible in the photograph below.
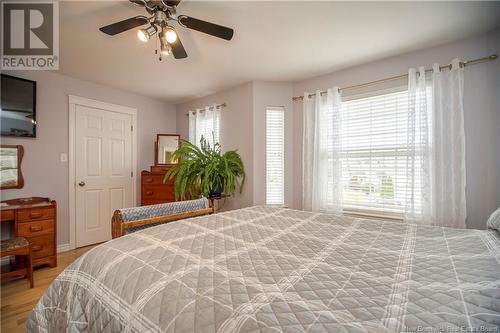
[141,165,175,206]
[1,197,57,268]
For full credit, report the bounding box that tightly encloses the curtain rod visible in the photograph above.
[185,103,226,116]
[292,54,498,101]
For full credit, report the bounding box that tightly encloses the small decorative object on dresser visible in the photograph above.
[0,197,57,268]
[140,134,180,206]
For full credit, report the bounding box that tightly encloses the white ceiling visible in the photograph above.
[59,1,500,103]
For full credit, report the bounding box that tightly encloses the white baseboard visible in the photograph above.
[57,243,72,253]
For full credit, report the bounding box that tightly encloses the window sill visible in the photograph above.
[343,208,404,222]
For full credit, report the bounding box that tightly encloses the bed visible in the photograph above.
[27,206,500,332]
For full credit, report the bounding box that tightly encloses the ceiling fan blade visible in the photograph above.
[129,0,146,6]
[170,36,187,59]
[162,0,181,7]
[99,16,148,36]
[178,16,233,40]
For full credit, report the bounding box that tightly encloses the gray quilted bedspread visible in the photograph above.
[27,206,500,332]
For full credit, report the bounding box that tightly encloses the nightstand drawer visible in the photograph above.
[17,219,54,237]
[1,209,15,221]
[26,234,55,259]
[17,207,55,222]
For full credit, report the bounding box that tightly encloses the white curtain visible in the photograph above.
[405,59,466,228]
[302,88,343,213]
[188,104,221,147]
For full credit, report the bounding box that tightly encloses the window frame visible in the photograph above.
[337,85,416,220]
[265,106,285,206]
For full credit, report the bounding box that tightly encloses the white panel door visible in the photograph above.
[75,105,133,247]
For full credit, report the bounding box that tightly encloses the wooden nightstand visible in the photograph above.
[1,197,57,268]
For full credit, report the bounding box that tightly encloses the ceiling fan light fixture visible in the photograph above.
[164,27,177,43]
[161,43,172,56]
[159,36,171,56]
[137,25,156,42]
[99,0,235,60]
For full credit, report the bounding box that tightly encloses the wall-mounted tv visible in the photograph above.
[1,74,37,137]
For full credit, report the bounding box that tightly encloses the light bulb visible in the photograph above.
[165,28,177,43]
[161,44,171,56]
[160,36,171,56]
[137,25,156,42]
[137,29,148,42]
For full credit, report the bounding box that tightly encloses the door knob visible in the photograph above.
[78,181,86,187]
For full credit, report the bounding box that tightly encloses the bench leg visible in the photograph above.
[28,250,34,288]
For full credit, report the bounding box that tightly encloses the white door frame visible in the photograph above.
[68,95,137,250]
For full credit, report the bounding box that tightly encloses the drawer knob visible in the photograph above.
[145,178,154,183]
[30,212,43,218]
[32,245,43,251]
[30,226,43,232]
[146,190,154,196]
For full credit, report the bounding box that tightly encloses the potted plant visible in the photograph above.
[164,136,245,200]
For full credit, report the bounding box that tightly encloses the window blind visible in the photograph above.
[266,107,285,205]
[337,89,426,217]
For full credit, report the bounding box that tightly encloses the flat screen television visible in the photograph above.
[1,74,37,137]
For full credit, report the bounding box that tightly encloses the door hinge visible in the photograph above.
[131,125,133,131]
[131,171,133,177]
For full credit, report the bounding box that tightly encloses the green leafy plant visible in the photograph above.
[164,136,246,200]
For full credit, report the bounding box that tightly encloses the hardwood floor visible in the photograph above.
[1,245,95,332]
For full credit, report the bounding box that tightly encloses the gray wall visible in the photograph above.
[176,82,255,211]
[175,29,499,229]
[176,81,295,210]
[2,28,497,247]
[252,81,294,207]
[0,71,176,245]
[292,29,500,229]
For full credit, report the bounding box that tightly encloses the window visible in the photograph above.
[334,88,429,217]
[188,105,221,147]
[266,107,284,205]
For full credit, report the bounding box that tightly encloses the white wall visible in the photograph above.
[176,83,255,211]
[5,28,495,247]
[0,71,176,245]
[292,28,500,229]
[252,81,294,207]
[176,81,295,210]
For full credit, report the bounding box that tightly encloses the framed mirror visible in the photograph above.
[155,134,180,165]
[0,145,24,189]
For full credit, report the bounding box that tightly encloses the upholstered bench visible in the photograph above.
[111,198,213,238]
[0,237,34,288]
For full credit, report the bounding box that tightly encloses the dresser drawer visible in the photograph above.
[141,199,174,206]
[150,165,172,174]
[1,209,15,221]
[17,219,54,237]
[26,234,55,259]
[17,207,55,222]
[142,184,174,200]
[142,175,167,185]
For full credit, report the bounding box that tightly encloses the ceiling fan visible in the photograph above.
[99,0,234,60]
